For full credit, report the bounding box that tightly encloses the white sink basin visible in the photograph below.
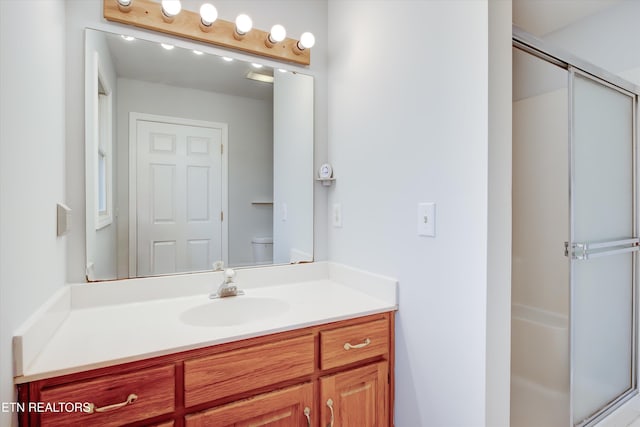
[180,297,290,327]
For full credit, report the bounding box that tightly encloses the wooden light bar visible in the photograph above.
[103,0,311,66]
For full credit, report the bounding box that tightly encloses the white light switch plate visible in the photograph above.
[418,202,435,237]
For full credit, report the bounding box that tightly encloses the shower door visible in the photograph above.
[569,70,637,426]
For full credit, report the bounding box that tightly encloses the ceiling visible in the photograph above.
[104,30,275,101]
[512,0,624,37]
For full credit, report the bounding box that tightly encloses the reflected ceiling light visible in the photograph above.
[199,3,217,32]
[278,68,287,73]
[234,14,252,40]
[117,0,132,12]
[222,56,234,62]
[251,63,263,69]
[161,0,181,22]
[193,50,204,55]
[246,71,274,84]
[161,43,175,50]
[265,24,286,48]
[120,35,135,41]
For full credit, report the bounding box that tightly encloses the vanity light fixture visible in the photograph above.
[103,0,313,65]
[234,14,253,40]
[294,32,315,55]
[199,3,217,32]
[266,24,286,48]
[161,0,181,22]
[116,0,132,12]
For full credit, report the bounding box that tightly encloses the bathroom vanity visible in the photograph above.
[13,262,397,426]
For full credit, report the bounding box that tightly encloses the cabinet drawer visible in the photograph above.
[184,334,315,407]
[39,364,175,427]
[320,319,389,370]
[185,382,313,427]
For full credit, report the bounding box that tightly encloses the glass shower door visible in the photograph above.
[570,70,637,426]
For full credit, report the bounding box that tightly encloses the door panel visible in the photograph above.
[570,71,636,425]
[135,119,224,277]
[320,362,388,427]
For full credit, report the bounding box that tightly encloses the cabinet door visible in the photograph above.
[320,362,388,427]
[185,382,313,427]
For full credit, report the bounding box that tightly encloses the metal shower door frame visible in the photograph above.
[568,67,638,427]
[513,27,640,427]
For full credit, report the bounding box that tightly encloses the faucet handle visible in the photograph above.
[224,268,235,283]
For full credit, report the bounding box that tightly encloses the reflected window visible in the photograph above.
[96,75,112,228]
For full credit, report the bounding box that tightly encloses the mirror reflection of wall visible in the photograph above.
[84,28,313,281]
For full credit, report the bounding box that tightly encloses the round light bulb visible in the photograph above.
[199,3,217,26]
[269,24,287,43]
[235,14,253,35]
[161,0,181,17]
[299,32,315,49]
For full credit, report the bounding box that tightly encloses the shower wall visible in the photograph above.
[511,46,570,427]
[512,87,569,315]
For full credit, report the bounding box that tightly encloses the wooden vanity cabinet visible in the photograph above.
[320,363,388,427]
[185,382,314,427]
[17,311,394,427]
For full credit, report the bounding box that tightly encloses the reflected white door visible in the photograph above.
[570,71,636,426]
[132,115,227,277]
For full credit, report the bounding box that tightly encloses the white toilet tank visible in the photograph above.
[251,237,273,264]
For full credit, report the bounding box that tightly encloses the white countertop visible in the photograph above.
[13,262,398,383]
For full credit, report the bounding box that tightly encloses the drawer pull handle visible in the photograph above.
[86,393,138,414]
[343,338,371,350]
[326,398,335,427]
[304,406,311,427]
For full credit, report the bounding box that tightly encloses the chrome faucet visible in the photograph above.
[210,268,244,299]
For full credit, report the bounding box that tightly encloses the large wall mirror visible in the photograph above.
[85,28,314,281]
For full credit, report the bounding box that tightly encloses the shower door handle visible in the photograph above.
[570,238,639,260]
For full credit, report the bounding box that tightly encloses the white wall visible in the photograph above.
[486,1,512,425]
[65,0,329,282]
[327,1,510,425]
[116,78,273,272]
[85,29,118,280]
[543,0,640,80]
[0,1,67,426]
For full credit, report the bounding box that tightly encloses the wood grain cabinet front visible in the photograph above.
[184,334,315,408]
[18,312,394,427]
[37,364,175,427]
[320,318,390,370]
[320,362,388,427]
[185,382,314,427]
